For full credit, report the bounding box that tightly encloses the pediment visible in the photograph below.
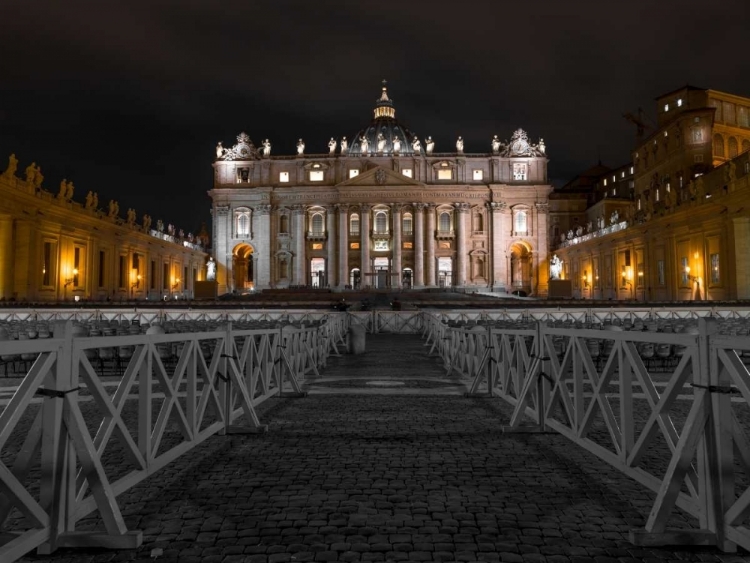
[336,164,423,188]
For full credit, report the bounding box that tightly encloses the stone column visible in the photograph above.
[490,202,507,291]
[292,205,306,285]
[426,204,436,286]
[456,203,470,287]
[0,214,14,299]
[326,206,336,288]
[392,203,402,287]
[734,217,750,299]
[215,205,230,294]
[360,205,371,287]
[413,203,425,288]
[337,204,349,289]
[254,204,272,289]
[535,202,550,297]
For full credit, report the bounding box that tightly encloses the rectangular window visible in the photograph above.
[350,242,360,250]
[710,253,720,284]
[439,241,451,249]
[309,170,324,182]
[312,243,323,250]
[151,260,156,290]
[513,163,527,180]
[163,263,169,290]
[680,256,689,286]
[723,102,736,125]
[472,169,483,180]
[402,168,413,178]
[98,250,105,288]
[437,169,452,180]
[739,106,749,128]
[119,255,127,288]
[709,98,722,122]
[73,247,81,287]
[43,241,53,286]
[184,266,188,289]
[279,171,290,183]
[657,260,665,286]
[403,242,413,249]
[349,169,360,178]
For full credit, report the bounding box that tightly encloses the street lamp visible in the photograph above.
[63,267,78,301]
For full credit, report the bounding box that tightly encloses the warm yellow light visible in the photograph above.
[694,252,699,259]
[73,268,79,276]
[685,265,691,274]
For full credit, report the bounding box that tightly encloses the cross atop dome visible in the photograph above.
[374,79,395,119]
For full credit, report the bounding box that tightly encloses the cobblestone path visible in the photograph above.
[18,334,748,562]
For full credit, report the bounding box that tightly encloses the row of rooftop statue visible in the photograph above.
[216,131,546,158]
[1,153,205,247]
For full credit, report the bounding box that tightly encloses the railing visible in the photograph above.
[0,320,333,561]
[439,317,750,552]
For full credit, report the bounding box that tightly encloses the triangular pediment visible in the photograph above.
[336,164,424,188]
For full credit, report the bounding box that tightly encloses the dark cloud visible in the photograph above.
[1,0,748,230]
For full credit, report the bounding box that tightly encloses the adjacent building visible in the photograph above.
[208,84,554,296]
[0,156,208,302]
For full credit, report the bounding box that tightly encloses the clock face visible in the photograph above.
[511,140,528,154]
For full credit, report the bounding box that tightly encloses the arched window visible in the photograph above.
[311,213,324,235]
[714,134,725,158]
[514,210,527,233]
[743,139,750,154]
[439,211,451,232]
[402,213,413,235]
[237,213,250,236]
[279,214,289,234]
[374,211,388,233]
[350,213,360,235]
[728,137,739,158]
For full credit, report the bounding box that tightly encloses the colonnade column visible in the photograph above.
[425,204,436,286]
[413,203,425,288]
[360,205,371,288]
[0,214,13,299]
[293,205,306,285]
[255,204,271,289]
[490,202,507,292]
[337,204,349,289]
[456,203,470,287]
[214,205,231,294]
[535,202,550,297]
[392,204,402,287]
[326,205,336,288]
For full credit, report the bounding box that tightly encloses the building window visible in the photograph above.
[724,102,736,125]
[472,169,483,181]
[402,213,413,235]
[349,169,359,178]
[437,168,453,180]
[119,255,127,289]
[150,260,156,290]
[350,214,360,235]
[713,134,725,158]
[98,250,105,288]
[309,170,324,182]
[163,263,169,291]
[513,163,528,180]
[677,98,683,107]
[439,212,451,232]
[237,213,250,237]
[402,168,413,178]
[73,247,81,287]
[514,210,527,233]
[42,241,53,286]
[739,106,749,128]
[374,211,388,234]
[350,242,360,249]
[664,103,669,112]
[728,137,739,158]
[236,167,250,183]
[630,166,634,174]
[279,171,290,183]
[403,242,413,249]
[311,213,324,235]
[439,241,451,249]
[374,240,388,251]
[710,253,720,284]
[694,154,703,163]
[710,98,722,121]
[312,243,323,250]
[603,179,607,187]
[680,256,689,286]
[657,260,665,286]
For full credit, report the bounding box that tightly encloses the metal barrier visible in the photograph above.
[0,320,330,561]
[444,317,750,552]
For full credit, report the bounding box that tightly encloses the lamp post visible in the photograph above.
[63,268,78,301]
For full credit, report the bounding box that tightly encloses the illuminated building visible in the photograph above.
[551,86,750,301]
[0,158,208,302]
[208,83,553,295]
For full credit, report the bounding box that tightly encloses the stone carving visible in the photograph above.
[575,226,583,237]
[360,134,369,154]
[108,200,119,218]
[597,215,604,229]
[425,136,435,155]
[567,229,574,240]
[610,210,619,224]
[142,214,152,231]
[127,208,136,225]
[560,233,567,243]
[25,162,37,185]
[586,221,593,233]
[375,169,386,185]
[297,139,305,155]
[85,191,94,209]
[328,137,337,155]
[157,219,164,232]
[58,180,68,199]
[550,255,563,280]
[262,139,271,157]
[66,181,74,200]
[377,133,387,153]
[92,192,98,210]
[726,161,737,183]
[411,136,421,154]
[538,138,546,154]
[179,228,184,238]
[168,224,175,236]
[340,136,348,153]
[393,135,401,154]
[3,154,18,177]
[456,136,464,153]
[216,132,258,160]
[216,142,224,158]
[491,135,501,153]
[206,257,217,281]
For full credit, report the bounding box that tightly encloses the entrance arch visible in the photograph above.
[509,242,533,295]
[233,243,254,292]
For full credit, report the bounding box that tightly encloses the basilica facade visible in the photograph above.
[208,85,553,296]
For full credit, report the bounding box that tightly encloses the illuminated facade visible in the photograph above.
[551,86,750,301]
[0,157,208,302]
[208,84,553,295]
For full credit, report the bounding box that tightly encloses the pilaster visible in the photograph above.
[491,202,508,291]
[414,203,425,287]
[326,206,336,287]
[337,204,349,288]
[254,204,272,289]
[392,203,402,286]
[292,205,306,285]
[426,204,436,286]
[360,205,371,287]
[455,203,470,287]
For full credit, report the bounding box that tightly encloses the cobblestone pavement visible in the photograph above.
[17,334,749,562]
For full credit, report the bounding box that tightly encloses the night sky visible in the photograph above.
[2,0,749,235]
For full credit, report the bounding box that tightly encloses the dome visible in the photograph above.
[348,82,418,156]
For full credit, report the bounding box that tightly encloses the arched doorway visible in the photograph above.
[233,243,254,292]
[509,242,532,295]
